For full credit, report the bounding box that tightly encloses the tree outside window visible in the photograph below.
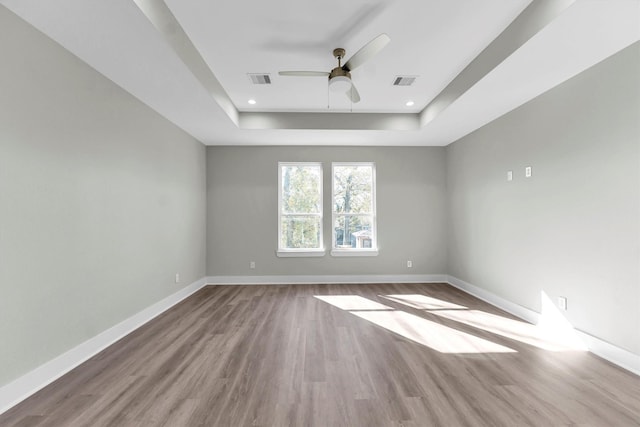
[278,163,323,252]
[332,163,376,252]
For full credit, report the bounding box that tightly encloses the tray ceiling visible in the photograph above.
[1,0,638,145]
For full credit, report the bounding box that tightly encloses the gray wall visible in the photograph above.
[207,146,447,276]
[0,8,207,386]
[446,42,640,354]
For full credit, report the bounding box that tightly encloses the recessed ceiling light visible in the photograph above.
[248,99,256,105]
[405,100,415,107]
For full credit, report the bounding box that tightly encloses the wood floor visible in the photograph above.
[1,283,639,426]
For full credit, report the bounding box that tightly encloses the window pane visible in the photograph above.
[281,216,321,249]
[281,165,321,214]
[333,165,372,214]
[334,216,373,249]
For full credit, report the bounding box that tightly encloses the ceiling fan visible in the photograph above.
[278,33,391,104]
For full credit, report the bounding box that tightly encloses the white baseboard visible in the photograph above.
[446,275,540,324]
[575,330,640,376]
[206,274,449,285]
[447,275,640,376]
[0,277,208,416]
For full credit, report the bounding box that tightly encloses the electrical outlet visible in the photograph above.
[407,260,412,268]
[250,261,256,269]
[558,296,567,311]
[175,273,180,284]
[507,170,513,181]
[525,166,532,178]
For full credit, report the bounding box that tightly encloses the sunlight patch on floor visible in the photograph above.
[352,309,517,353]
[431,309,580,352]
[380,294,467,310]
[314,295,393,311]
[314,295,516,354]
[378,292,587,352]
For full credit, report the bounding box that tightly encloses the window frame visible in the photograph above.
[331,162,378,257]
[277,162,325,257]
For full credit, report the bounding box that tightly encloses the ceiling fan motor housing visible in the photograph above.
[329,67,351,80]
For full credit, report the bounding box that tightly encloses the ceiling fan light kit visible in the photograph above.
[329,74,351,92]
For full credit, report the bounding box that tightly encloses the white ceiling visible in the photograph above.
[165,0,530,113]
[2,0,639,146]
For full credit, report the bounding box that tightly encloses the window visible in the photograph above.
[332,163,377,256]
[277,162,324,256]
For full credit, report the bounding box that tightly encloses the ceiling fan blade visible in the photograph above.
[343,33,390,72]
[346,83,361,103]
[278,71,330,77]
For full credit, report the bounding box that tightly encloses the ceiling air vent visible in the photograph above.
[248,73,272,85]
[393,76,417,86]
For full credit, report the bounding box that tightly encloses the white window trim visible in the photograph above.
[330,248,379,257]
[277,162,325,257]
[331,162,378,257]
[277,249,325,257]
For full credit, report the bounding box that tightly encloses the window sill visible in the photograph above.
[330,249,379,257]
[277,249,326,258]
